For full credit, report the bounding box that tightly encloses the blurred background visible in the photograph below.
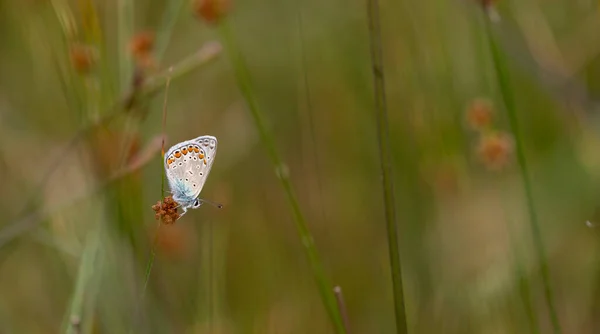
[1,0,600,333]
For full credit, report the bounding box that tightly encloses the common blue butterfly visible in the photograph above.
[164,135,217,217]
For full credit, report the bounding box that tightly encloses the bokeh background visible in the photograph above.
[2,0,600,333]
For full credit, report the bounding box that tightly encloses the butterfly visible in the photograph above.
[164,135,218,217]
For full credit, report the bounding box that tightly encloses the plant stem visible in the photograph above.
[153,0,187,63]
[365,0,408,333]
[62,227,101,334]
[333,286,351,334]
[484,14,561,334]
[218,21,346,334]
[117,0,133,93]
[142,69,173,298]
[142,42,222,96]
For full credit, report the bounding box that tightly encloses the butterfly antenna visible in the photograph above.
[199,198,224,209]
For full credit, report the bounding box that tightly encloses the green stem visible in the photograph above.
[484,14,561,334]
[501,194,540,333]
[218,21,346,333]
[117,0,134,93]
[142,70,172,299]
[153,0,187,63]
[365,0,408,333]
[141,42,222,96]
[62,226,101,334]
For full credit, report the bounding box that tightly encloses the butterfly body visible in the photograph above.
[164,135,217,216]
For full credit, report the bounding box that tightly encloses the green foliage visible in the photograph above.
[1,0,599,333]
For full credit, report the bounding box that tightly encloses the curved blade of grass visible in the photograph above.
[483,11,561,334]
[333,286,351,333]
[218,21,346,333]
[117,0,134,93]
[141,68,172,299]
[142,42,222,96]
[153,0,187,63]
[61,225,102,334]
[366,0,408,332]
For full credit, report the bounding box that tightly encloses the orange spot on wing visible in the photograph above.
[203,158,207,165]
[175,151,181,158]
[193,147,199,153]
[182,148,188,155]
[199,153,205,159]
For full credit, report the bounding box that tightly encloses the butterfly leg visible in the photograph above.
[178,206,188,219]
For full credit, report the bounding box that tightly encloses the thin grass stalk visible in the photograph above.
[333,286,351,333]
[142,69,173,298]
[153,0,187,63]
[483,13,561,334]
[500,181,539,333]
[62,226,101,334]
[117,0,134,93]
[208,220,214,333]
[218,21,346,334]
[77,0,114,107]
[511,224,540,334]
[365,0,408,332]
[116,0,187,169]
[294,0,327,225]
[142,42,222,95]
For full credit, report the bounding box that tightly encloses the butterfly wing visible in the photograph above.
[164,135,217,203]
[192,135,217,189]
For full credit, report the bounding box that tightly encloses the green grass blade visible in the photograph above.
[141,70,172,300]
[153,0,187,63]
[62,226,101,334]
[366,0,408,332]
[218,21,346,334]
[484,13,561,334]
[142,42,222,95]
[117,0,134,93]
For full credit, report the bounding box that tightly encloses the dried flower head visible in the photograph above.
[476,132,514,170]
[69,44,96,74]
[129,31,154,57]
[466,98,494,131]
[193,0,231,24]
[129,31,157,70]
[152,196,180,224]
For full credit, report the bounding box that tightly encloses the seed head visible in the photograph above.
[466,98,494,131]
[152,196,180,224]
[476,132,514,171]
[69,44,96,74]
[193,0,231,25]
[129,31,157,70]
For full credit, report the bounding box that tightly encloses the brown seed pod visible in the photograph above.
[193,0,231,25]
[152,196,180,224]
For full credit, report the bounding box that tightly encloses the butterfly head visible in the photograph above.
[192,198,202,208]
